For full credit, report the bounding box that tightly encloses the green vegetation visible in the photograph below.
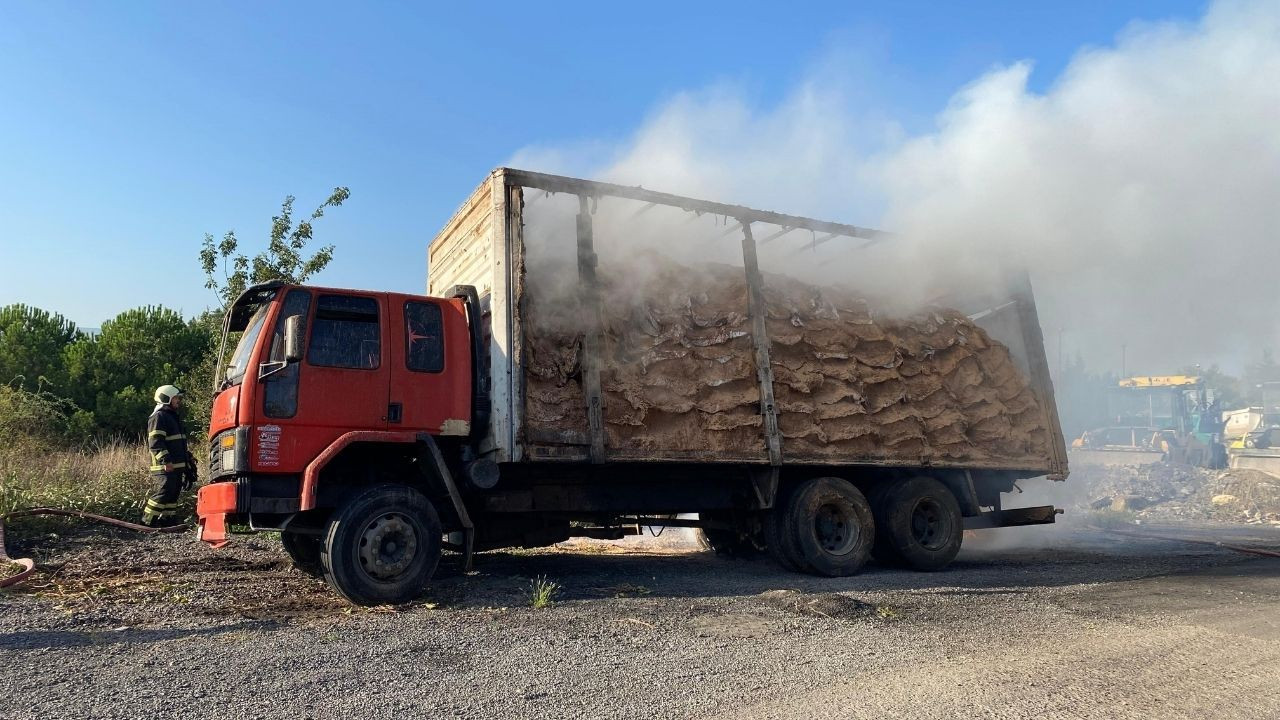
[528,575,561,609]
[0,188,347,521]
[876,604,901,620]
[0,437,159,524]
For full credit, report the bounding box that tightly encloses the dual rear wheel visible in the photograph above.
[763,476,963,576]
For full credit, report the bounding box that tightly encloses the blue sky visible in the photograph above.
[0,1,1206,327]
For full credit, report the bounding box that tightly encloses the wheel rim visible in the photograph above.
[909,498,952,551]
[358,512,419,580]
[814,502,858,556]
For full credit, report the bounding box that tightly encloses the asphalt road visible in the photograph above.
[2,522,1279,719]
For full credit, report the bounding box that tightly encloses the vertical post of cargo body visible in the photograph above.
[577,195,607,464]
[740,222,783,466]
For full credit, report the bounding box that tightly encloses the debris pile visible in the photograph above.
[524,253,1053,465]
[1074,462,1280,525]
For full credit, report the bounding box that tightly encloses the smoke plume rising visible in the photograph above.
[510,0,1280,376]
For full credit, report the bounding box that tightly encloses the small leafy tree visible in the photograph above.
[200,187,351,308]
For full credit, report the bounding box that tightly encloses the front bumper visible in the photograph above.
[196,482,239,547]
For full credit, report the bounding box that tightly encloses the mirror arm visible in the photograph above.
[258,360,289,380]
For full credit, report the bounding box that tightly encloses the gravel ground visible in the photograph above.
[2,519,1279,719]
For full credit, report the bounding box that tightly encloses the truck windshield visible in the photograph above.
[223,304,271,387]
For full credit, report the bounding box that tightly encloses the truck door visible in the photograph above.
[292,293,390,451]
[387,296,473,435]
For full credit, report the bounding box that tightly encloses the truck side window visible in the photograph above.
[405,301,444,373]
[308,295,381,369]
[264,288,312,418]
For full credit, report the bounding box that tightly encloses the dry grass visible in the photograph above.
[0,439,177,524]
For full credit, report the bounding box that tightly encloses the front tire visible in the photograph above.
[320,484,442,605]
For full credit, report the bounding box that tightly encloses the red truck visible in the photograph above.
[197,168,1069,605]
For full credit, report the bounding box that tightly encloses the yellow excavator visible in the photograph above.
[1070,375,1225,468]
[1226,381,1280,477]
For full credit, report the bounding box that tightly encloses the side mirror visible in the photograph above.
[284,315,304,362]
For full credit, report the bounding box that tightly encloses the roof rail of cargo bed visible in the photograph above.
[499,167,892,248]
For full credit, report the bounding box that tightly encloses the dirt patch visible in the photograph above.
[524,252,1052,465]
[758,588,878,620]
[1,526,348,623]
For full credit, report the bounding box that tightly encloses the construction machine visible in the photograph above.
[1070,375,1225,468]
[1227,381,1280,477]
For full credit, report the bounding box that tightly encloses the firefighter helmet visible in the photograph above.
[154,384,184,405]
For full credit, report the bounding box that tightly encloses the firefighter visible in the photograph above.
[143,385,197,527]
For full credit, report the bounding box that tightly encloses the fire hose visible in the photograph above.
[0,508,189,590]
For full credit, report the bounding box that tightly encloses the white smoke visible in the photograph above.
[509,0,1280,375]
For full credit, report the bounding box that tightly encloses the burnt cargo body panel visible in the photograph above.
[427,168,1068,481]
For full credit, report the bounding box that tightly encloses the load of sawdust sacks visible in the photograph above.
[523,253,1052,465]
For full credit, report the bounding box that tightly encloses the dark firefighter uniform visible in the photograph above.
[145,402,195,526]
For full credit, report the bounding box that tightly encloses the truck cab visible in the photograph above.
[197,281,482,603]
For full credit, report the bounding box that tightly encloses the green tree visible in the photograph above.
[0,304,79,393]
[65,306,211,437]
[1243,349,1280,405]
[1180,364,1242,409]
[176,310,224,438]
[200,187,350,308]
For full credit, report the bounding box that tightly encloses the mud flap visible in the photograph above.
[197,513,229,548]
[195,482,238,548]
[415,433,475,571]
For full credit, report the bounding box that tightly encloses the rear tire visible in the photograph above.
[280,531,323,577]
[773,477,874,577]
[320,484,442,605]
[872,476,963,572]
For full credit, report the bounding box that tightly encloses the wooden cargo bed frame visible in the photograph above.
[428,168,1069,482]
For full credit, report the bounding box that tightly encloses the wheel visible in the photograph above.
[872,476,963,572]
[319,484,442,605]
[773,477,874,577]
[280,531,324,577]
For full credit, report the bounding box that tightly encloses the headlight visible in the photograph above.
[220,434,237,471]
[212,426,251,476]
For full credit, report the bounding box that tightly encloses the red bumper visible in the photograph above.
[196,482,238,548]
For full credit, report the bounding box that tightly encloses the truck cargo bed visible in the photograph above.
[428,169,1068,481]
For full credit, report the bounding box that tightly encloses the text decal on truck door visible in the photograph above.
[257,424,282,467]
